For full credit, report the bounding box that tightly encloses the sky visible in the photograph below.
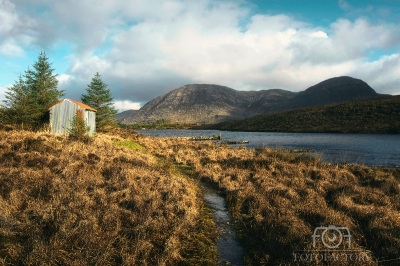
[0,0,400,112]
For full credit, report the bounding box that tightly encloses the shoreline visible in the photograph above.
[133,125,400,134]
[134,129,400,168]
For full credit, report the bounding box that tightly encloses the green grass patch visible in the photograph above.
[176,164,193,174]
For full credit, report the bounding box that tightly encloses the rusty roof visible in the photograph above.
[48,99,97,112]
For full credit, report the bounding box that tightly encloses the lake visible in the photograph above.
[136,129,400,167]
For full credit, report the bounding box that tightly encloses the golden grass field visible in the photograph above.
[1,124,399,265]
[0,126,219,265]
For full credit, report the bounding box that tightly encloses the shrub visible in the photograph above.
[65,110,91,142]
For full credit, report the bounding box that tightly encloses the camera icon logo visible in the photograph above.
[313,225,351,249]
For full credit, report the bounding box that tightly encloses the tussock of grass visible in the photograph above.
[148,138,400,266]
[0,126,219,265]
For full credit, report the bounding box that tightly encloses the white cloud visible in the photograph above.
[70,56,112,82]
[0,42,25,57]
[0,84,12,106]
[113,100,141,111]
[348,54,400,95]
[9,0,399,100]
[0,0,40,48]
[155,14,400,91]
[0,0,19,34]
[56,74,75,87]
[311,31,328,38]
[330,19,398,54]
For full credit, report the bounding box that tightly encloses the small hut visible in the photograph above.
[48,99,97,136]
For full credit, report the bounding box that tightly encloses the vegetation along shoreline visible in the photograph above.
[194,95,400,134]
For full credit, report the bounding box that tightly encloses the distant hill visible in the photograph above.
[198,95,400,134]
[115,110,139,123]
[120,84,296,124]
[116,76,385,124]
[271,76,381,112]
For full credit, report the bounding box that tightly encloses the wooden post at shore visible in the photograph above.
[181,135,249,144]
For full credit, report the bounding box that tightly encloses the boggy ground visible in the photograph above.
[0,126,219,265]
[1,126,399,265]
[135,131,400,266]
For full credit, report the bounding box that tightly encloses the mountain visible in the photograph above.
[121,84,296,124]
[198,95,400,134]
[117,76,384,124]
[115,110,139,123]
[271,76,380,112]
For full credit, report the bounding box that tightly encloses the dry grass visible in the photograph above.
[1,125,399,265]
[0,126,219,265]
[146,137,400,266]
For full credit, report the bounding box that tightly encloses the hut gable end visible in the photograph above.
[49,99,96,136]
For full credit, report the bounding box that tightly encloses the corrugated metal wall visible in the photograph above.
[85,110,96,136]
[50,99,96,136]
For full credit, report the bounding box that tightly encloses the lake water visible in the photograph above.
[136,129,400,167]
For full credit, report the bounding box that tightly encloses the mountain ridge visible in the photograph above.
[271,76,380,112]
[116,76,385,124]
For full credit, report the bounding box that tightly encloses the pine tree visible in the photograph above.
[25,51,65,125]
[2,74,36,125]
[2,51,65,128]
[81,72,118,131]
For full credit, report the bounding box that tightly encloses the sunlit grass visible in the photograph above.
[0,125,219,265]
[142,134,400,266]
[1,124,399,265]
[112,140,143,150]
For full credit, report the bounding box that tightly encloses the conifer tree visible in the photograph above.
[25,51,65,125]
[2,51,65,127]
[2,74,36,125]
[81,72,118,131]
[0,105,4,123]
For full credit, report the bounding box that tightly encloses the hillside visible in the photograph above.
[271,76,380,112]
[199,95,400,134]
[116,76,384,124]
[115,109,138,121]
[120,84,295,124]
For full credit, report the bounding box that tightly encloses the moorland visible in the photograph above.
[0,124,399,265]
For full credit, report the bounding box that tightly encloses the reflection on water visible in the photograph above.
[137,129,400,167]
